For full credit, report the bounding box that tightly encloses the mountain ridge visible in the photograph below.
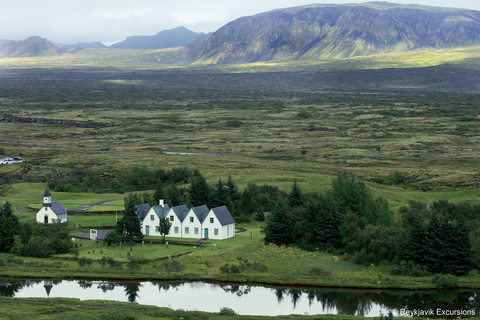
[109,26,204,49]
[186,1,480,64]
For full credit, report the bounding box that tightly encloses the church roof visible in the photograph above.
[43,185,51,197]
[50,201,67,216]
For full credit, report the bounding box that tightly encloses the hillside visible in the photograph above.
[61,42,107,49]
[187,1,480,64]
[110,26,204,49]
[0,36,58,58]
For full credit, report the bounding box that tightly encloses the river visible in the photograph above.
[0,278,478,317]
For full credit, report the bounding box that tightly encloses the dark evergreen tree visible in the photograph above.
[164,184,186,207]
[402,221,427,265]
[263,199,292,245]
[439,218,472,275]
[288,180,303,208]
[238,191,255,222]
[314,198,342,250]
[213,178,229,208]
[153,183,165,204]
[226,175,241,203]
[254,207,266,221]
[0,201,19,253]
[424,212,443,274]
[188,175,212,207]
[116,194,143,243]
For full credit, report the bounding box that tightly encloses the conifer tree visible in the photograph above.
[424,212,443,274]
[164,184,186,207]
[263,199,292,245]
[439,218,472,275]
[402,221,427,265]
[288,180,303,208]
[226,175,241,203]
[0,201,19,253]
[116,194,143,243]
[153,183,165,204]
[189,175,212,207]
[314,198,342,249]
[213,178,229,208]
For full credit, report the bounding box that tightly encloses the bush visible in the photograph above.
[100,310,137,320]
[127,257,140,271]
[219,263,241,274]
[78,257,93,268]
[226,119,243,127]
[431,274,459,289]
[309,266,332,276]
[153,258,184,272]
[390,260,430,277]
[219,307,237,315]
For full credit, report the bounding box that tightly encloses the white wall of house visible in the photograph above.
[183,209,203,239]
[168,210,183,238]
[203,210,235,240]
[36,207,67,224]
[142,208,161,237]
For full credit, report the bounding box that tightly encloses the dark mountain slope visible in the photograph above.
[0,36,58,58]
[187,2,480,64]
[110,26,204,49]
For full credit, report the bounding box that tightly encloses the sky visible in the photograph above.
[2,0,480,45]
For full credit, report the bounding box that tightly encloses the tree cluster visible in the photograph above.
[0,201,74,258]
[263,172,476,276]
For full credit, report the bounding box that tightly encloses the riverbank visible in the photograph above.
[1,224,480,290]
[0,296,399,320]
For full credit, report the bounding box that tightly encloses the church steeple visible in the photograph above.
[43,185,52,207]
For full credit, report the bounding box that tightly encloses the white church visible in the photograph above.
[36,185,68,224]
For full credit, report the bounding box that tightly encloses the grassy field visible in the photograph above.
[0,46,479,296]
[2,221,480,289]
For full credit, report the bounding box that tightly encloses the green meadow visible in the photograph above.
[0,45,479,296]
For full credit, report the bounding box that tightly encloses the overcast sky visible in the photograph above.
[3,0,480,45]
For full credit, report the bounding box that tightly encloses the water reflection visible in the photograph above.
[0,278,478,317]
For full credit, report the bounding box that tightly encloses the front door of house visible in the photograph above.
[145,225,150,236]
[204,228,209,238]
[44,215,48,224]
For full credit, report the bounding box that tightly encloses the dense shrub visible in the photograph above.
[431,274,459,289]
[153,258,184,272]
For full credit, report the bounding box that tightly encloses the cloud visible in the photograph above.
[0,0,479,44]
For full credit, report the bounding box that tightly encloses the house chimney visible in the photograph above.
[159,199,164,207]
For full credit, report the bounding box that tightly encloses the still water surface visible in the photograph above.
[1,279,478,317]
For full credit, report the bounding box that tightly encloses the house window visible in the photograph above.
[194,227,199,235]
[210,218,214,223]
[214,228,219,236]
[174,227,179,234]
[170,215,174,222]
[190,217,194,223]
[227,227,229,236]
[156,226,159,233]
[150,215,154,221]
[185,227,189,234]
